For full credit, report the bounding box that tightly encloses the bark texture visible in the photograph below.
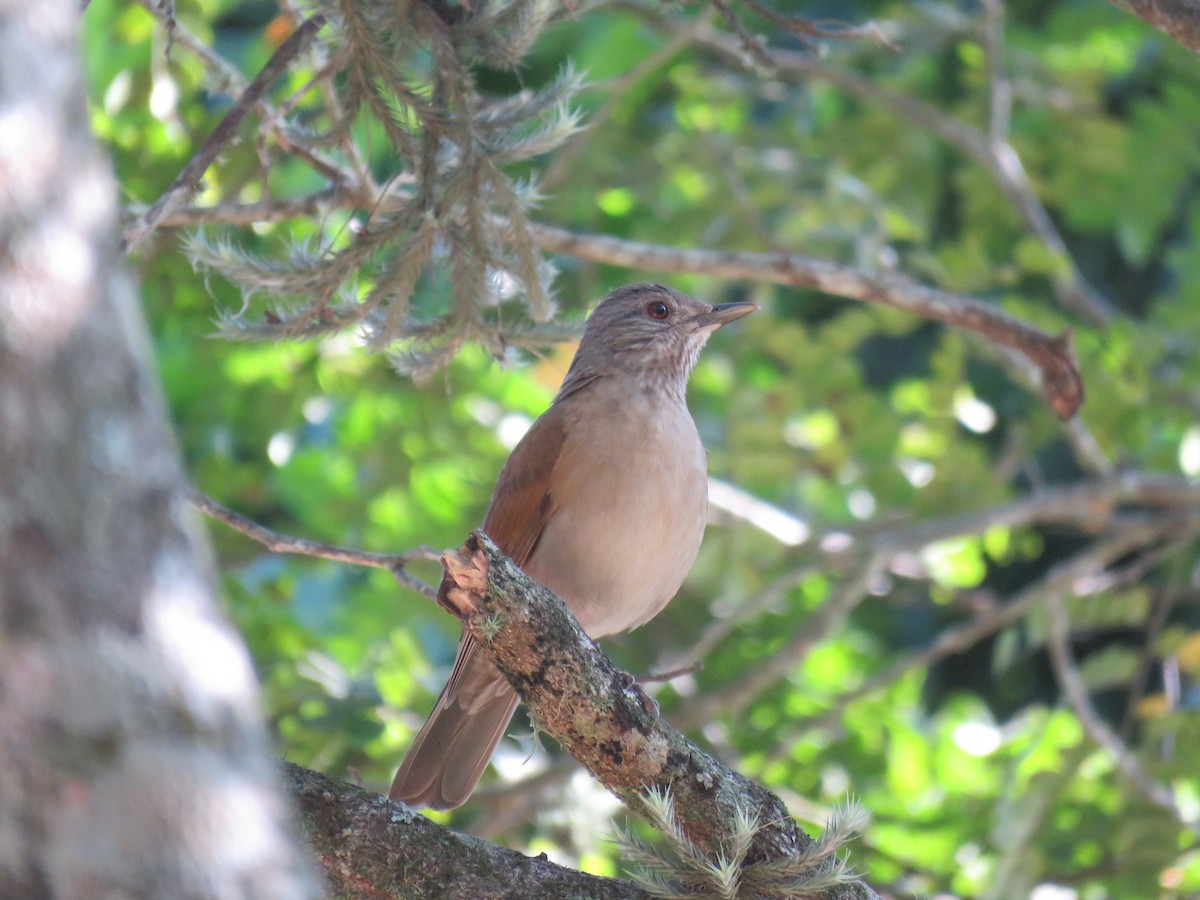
[1111,0,1200,51]
[0,1,318,895]
[285,762,649,899]
[437,532,880,900]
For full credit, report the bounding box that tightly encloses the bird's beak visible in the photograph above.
[703,301,758,328]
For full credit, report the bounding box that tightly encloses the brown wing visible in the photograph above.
[481,401,567,567]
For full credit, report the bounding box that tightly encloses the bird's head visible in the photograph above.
[562,284,756,398]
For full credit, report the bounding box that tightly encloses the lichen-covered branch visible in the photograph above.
[283,762,648,900]
[436,532,880,900]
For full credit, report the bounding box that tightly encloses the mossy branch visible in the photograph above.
[435,531,880,900]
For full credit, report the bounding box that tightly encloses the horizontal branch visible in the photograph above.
[861,472,1200,555]
[677,474,1200,725]
[188,489,439,600]
[136,185,1085,418]
[526,222,1085,418]
[438,531,879,899]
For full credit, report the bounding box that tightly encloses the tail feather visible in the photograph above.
[389,635,519,810]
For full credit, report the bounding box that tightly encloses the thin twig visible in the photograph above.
[1045,585,1191,827]
[778,523,1177,741]
[541,10,711,190]
[123,13,328,253]
[683,16,1115,326]
[136,0,356,193]
[136,0,245,93]
[1119,554,1189,740]
[981,0,1013,142]
[187,488,439,599]
[740,0,898,49]
[678,559,884,728]
[131,193,336,227]
[666,474,1200,686]
[1060,415,1116,476]
[640,662,705,685]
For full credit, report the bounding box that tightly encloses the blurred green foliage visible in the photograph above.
[85,1,1200,896]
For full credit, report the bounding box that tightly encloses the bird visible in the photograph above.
[389,283,756,810]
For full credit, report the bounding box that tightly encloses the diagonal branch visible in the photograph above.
[437,531,879,899]
[1107,0,1200,53]
[122,13,329,253]
[676,559,883,728]
[683,16,1115,327]
[665,473,1200,693]
[787,523,1182,742]
[1045,587,1192,827]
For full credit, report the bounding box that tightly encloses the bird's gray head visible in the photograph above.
[559,284,756,400]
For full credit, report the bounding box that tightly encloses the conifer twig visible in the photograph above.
[122,13,328,253]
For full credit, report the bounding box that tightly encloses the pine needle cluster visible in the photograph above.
[189,0,587,375]
[613,787,870,899]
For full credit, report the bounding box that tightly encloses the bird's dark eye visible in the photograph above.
[646,300,671,320]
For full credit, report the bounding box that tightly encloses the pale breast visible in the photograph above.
[523,382,709,638]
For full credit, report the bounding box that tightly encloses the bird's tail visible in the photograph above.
[389,634,519,810]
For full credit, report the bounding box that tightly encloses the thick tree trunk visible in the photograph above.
[0,1,319,896]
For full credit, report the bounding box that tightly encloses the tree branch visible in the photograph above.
[137,184,1086,417]
[684,16,1115,327]
[188,489,440,600]
[436,531,879,899]
[526,222,1085,418]
[676,560,881,729]
[122,12,328,253]
[1045,590,1192,827]
[790,522,1185,741]
[1108,0,1200,53]
[283,762,649,899]
[664,472,1200,697]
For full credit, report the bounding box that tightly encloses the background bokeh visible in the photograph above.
[85,1,1200,896]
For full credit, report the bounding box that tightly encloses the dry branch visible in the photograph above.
[188,489,440,600]
[122,13,328,253]
[527,222,1086,419]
